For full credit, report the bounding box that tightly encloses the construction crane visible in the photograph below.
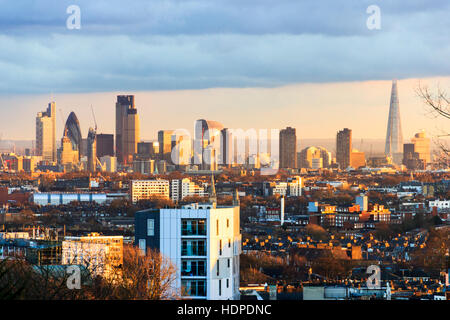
[90,105,97,132]
[90,105,103,173]
[96,157,106,172]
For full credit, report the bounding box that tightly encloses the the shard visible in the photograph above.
[385,80,403,164]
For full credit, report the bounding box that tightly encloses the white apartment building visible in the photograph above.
[130,179,170,203]
[62,233,123,279]
[134,194,241,300]
[171,178,207,202]
[429,200,450,209]
[270,176,303,197]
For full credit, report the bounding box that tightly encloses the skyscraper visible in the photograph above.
[194,119,224,170]
[115,95,140,165]
[87,127,97,173]
[96,134,114,158]
[402,143,423,170]
[158,130,174,162]
[385,80,404,164]
[60,133,79,171]
[64,112,82,160]
[279,127,297,169]
[336,128,352,170]
[411,130,431,165]
[36,102,56,162]
[220,128,233,167]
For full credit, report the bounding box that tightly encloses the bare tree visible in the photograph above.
[416,84,450,166]
[104,245,179,300]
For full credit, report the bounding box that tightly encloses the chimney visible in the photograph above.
[432,206,438,216]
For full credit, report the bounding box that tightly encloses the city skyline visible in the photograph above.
[0,0,449,306]
[1,77,449,144]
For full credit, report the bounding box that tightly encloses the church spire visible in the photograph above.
[232,188,240,207]
[209,174,217,207]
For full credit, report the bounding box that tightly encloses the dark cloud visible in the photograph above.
[0,0,448,93]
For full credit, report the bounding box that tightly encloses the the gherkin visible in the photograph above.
[64,111,82,160]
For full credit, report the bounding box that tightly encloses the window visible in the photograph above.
[181,260,207,276]
[217,260,220,276]
[226,279,229,288]
[227,258,230,268]
[216,220,219,236]
[219,239,222,256]
[219,279,222,296]
[138,239,146,254]
[227,219,229,228]
[182,240,206,256]
[147,219,154,236]
[181,219,206,236]
[228,239,231,248]
[181,280,206,297]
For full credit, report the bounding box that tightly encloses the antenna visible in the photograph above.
[90,105,97,132]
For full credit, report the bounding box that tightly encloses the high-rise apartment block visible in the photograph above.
[36,102,56,162]
[134,195,241,299]
[171,178,207,202]
[130,179,170,203]
[62,233,123,280]
[115,95,140,165]
[266,176,303,197]
[336,128,352,170]
[279,127,297,169]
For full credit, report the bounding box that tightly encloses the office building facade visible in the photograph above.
[336,128,352,170]
[279,127,297,169]
[115,95,140,165]
[411,131,431,165]
[36,102,56,162]
[158,130,174,162]
[194,119,224,170]
[96,134,114,158]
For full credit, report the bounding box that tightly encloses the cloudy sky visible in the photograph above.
[0,0,449,143]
